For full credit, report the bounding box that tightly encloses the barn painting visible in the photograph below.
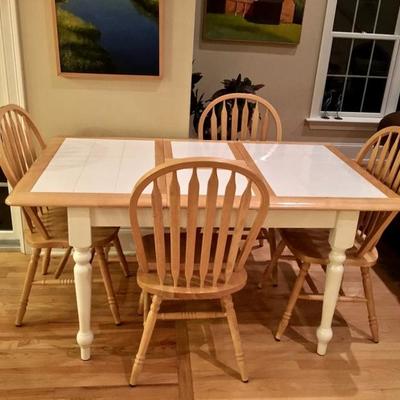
[203,0,306,44]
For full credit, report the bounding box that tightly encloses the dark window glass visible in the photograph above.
[328,38,352,75]
[354,0,379,33]
[322,77,345,112]
[0,186,12,230]
[370,40,394,76]
[334,0,357,31]
[376,0,400,34]
[349,40,373,75]
[342,78,366,112]
[362,78,387,112]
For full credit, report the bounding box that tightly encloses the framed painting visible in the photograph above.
[203,0,306,45]
[52,0,163,78]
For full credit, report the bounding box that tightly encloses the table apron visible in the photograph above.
[88,207,339,229]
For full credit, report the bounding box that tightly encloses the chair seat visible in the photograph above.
[279,228,378,267]
[26,207,120,248]
[137,269,247,300]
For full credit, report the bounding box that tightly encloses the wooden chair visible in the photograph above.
[197,93,282,141]
[128,157,269,386]
[261,126,400,342]
[198,92,282,274]
[0,104,130,326]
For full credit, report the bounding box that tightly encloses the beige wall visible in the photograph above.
[193,0,375,143]
[18,0,196,140]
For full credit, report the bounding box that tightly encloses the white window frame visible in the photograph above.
[308,0,400,126]
[0,0,25,250]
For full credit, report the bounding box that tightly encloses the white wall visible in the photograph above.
[18,0,196,140]
[193,0,376,143]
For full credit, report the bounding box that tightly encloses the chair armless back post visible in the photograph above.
[0,104,49,239]
[198,93,282,142]
[355,126,400,256]
[129,158,269,290]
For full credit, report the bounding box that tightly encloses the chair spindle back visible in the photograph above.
[0,104,48,238]
[129,158,269,289]
[355,126,400,255]
[198,93,282,142]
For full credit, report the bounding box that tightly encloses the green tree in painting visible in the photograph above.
[56,6,114,73]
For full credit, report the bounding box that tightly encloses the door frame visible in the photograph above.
[0,0,25,250]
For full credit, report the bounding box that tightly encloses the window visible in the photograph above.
[310,0,400,122]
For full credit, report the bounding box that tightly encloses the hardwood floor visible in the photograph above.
[1,241,400,399]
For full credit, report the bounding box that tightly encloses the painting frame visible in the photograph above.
[202,0,306,46]
[51,0,164,79]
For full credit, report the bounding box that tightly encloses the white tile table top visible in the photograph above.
[32,138,156,194]
[171,141,247,195]
[243,143,386,198]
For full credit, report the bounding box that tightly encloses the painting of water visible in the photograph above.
[53,0,162,77]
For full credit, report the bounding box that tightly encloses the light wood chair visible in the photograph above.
[0,104,130,326]
[128,157,269,386]
[197,93,282,141]
[262,126,400,342]
[198,92,281,273]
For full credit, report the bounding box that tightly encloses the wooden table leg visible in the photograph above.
[316,210,359,356]
[68,208,93,361]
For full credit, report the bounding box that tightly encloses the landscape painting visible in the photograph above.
[203,0,306,44]
[53,0,162,77]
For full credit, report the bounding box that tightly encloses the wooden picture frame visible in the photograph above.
[203,0,306,45]
[52,0,163,79]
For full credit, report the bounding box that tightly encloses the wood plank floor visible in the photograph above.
[1,238,400,400]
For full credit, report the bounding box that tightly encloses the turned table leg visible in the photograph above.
[68,208,93,361]
[316,210,359,356]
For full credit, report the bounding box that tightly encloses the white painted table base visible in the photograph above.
[67,205,359,359]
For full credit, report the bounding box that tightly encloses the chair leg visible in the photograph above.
[138,290,144,316]
[258,228,267,247]
[41,248,51,275]
[258,239,285,289]
[54,247,72,279]
[130,295,162,387]
[96,246,121,325]
[113,237,131,277]
[15,248,41,326]
[275,262,311,341]
[90,248,96,264]
[268,229,278,286]
[221,295,248,382]
[296,259,319,294]
[361,267,379,343]
[143,291,149,325]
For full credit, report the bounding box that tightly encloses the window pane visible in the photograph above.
[0,186,12,230]
[328,38,352,75]
[355,0,379,33]
[362,78,387,112]
[334,0,357,32]
[370,41,394,76]
[349,40,373,75]
[376,0,400,34]
[322,77,345,112]
[342,77,366,112]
